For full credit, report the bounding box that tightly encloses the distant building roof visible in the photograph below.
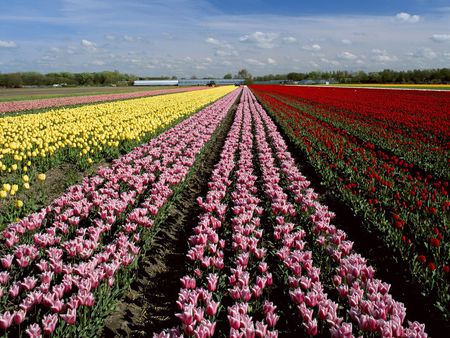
[133,79,245,86]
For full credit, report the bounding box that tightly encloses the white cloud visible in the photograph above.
[320,58,340,66]
[407,47,437,59]
[92,60,105,66]
[341,39,352,45]
[239,31,278,49]
[282,36,297,43]
[124,35,134,42]
[395,12,420,23]
[430,34,450,42]
[105,34,116,41]
[81,39,96,49]
[267,57,276,65]
[302,44,321,51]
[0,40,17,48]
[245,58,265,66]
[206,37,220,45]
[337,51,358,60]
[371,49,398,62]
[215,49,238,57]
[207,37,238,57]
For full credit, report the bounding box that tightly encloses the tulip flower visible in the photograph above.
[0,312,13,330]
[25,323,41,338]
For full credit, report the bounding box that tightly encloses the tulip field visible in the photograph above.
[0,87,233,227]
[0,86,204,115]
[0,84,448,337]
[250,85,450,318]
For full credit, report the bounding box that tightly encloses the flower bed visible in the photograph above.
[156,87,426,337]
[0,88,241,337]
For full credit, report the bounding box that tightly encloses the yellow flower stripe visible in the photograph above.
[0,86,235,196]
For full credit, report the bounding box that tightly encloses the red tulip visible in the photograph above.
[430,238,441,248]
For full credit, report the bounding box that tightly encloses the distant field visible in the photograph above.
[331,83,450,90]
[0,86,175,101]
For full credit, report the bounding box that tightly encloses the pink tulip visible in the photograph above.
[304,319,318,336]
[228,315,241,330]
[1,255,14,269]
[180,276,196,289]
[205,300,219,317]
[9,284,21,298]
[42,314,58,335]
[206,274,218,292]
[60,308,77,325]
[0,311,13,330]
[13,310,27,325]
[21,276,38,291]
[25,323,41,338]
[175,307,194,326]
[0,272,10,285]
[266,312,279,328]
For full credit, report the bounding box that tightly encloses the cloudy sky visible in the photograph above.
[0,0,449,77]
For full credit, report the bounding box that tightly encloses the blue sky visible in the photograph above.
[0,0,449,77]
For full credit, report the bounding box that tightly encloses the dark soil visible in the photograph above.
[102,98,239,337]
[267,111,450,338]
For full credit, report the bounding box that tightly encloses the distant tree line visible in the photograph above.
[253,68,450,84]
[1,68,449,88]
[0,71,142,88]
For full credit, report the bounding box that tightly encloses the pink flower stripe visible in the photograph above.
[251,92,353,337]
[226,90,276,337]
[0,88,240,336]
[251,90,427,337]
[163,95,244,338]
[0,86,205,114]
[157,88,278,338]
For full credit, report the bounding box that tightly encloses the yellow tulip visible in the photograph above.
[37,173,46,181]
[0,191,7,199]
[16,199,24,208]
[0,87,235,189]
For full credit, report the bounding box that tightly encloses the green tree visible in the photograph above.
[237,69,252,80]
[75,73,94,86]
[3,73,23,88]
[21,72,45,86]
